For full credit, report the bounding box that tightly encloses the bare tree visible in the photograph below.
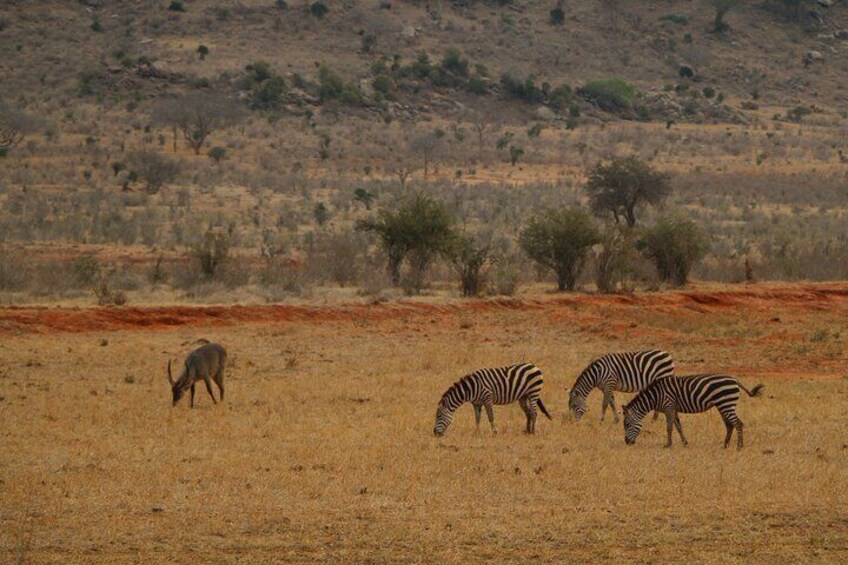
[0,102,38,149]
[472,121,487,164]
[410,130,444,179]
[394,165,412,190]
[152,92,242,155]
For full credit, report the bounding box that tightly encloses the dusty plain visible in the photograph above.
[1,283,847,563]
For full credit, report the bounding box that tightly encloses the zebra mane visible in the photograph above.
[572,360,601,396]
[625,378,664,416]
[440,376,471,407]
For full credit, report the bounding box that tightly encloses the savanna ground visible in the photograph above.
[1,283,847,563]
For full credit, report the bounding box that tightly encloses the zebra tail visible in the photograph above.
[537,398,552,420]
[740,383,764,398]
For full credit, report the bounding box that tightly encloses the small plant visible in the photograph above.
[786,106,811,123]
[197,45,209,60]
[580,78,635,112]
[702,86,716,98]
[313,202,331,226]
[361,34,377,54]
[91,18,103,32]
[309,1,329,18]
[509,145,525,166]
[549,5,565,26]
[168,1,185,12]
[207,146,226,164]
[660,13,689,25]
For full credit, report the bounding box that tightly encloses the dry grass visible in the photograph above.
[1,284,847,562]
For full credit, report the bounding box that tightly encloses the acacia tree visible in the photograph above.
[130,150,180,194]
[410,130,445,179]
[520,207,600,292]
[585,156,671,228]
[640,218,708,286]
[152,92,242,155]
[356,194,455,289]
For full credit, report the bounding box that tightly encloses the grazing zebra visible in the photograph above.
[433,363,552,436]
[623,374,764,449]
[568,350,675,422]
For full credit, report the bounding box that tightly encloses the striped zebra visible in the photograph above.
[568,350,675,423]
[623,373,764,449]
[433,363,552,437]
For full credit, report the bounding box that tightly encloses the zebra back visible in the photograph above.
[569,350,674,412]
[440,363,544,411]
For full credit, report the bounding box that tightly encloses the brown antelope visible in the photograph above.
[168,342,227,407]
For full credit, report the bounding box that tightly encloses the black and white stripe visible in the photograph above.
[568,350,675,422]
[434,363,552,436]
[623,373,764,449]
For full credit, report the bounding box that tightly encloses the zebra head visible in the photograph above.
[434,405,455,436]
[623,406,644,445]
[568,388,587,421]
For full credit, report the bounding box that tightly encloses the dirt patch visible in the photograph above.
[2,283,847,335]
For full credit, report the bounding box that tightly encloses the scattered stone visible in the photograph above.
[534,105,557,121]
[835,30,848,40]
[804,50,824,66]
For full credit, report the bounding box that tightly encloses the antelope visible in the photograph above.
[167,342,227,407]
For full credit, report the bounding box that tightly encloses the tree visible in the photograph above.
[152,92,242,155]
[356,195,455,288]
[194,226,231,278]
[520,207,600,292]
[447,233,489,297]
[585,156,671,228]
[353,188,375,210]
[0,102,38,150]
[411,130,445,179]
[509,145,524,166]
[709,0,741,32]
[130,151,179,194]
[640,218,708,286]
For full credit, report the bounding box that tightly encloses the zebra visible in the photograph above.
[623,373,764,449]
[568,350,675,423]
[433,363,552,436]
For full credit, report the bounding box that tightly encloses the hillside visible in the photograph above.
[1,0,847,305]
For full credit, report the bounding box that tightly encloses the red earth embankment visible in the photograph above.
[1,283,847,335]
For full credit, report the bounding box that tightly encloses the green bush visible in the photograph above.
[309,1,328,18]
[520,207,600,291]
[640,218,708,286]
[548,84,572,109]
[549,6,565,25]
[660,13,689,25]
[581,78,636,112]
[168,1,185,12]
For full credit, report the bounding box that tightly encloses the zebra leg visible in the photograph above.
[720,409,739,449]
[473,404,482,434]
[519,398,536,434]
[664,410,675,448]
[600,390,610,421]
[608,393,619,424]
[673,415,688,446]
[484,403,497,434]
[736,420,744,450]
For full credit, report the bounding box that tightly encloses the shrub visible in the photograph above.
[640,218,708,286]
[548,84,572,109]
[660,13,689,25]
[197,45,209,60]
[509,146,524,166]
[501,72,545,103]
[441,47,469,77]
[702,86,716,98]
[786,106,811,123]
[520,207,600,291]
[549,6,565,25]
[194,227,232,278]
[356,194,455,288]
[168,1,185,12]
[309,1,329,18]
[594,225,636,293]
[130,150,179,194]
[447,234,489,297]
[372,75,397,101]
[208,146,226,163]
[72,255,101,287]
[580,78,635,112]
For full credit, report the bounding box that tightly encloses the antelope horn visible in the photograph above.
[167,360,175,387]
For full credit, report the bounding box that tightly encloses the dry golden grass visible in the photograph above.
[1,285,847,562]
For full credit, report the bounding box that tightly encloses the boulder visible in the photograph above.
[804,50,824,66]
[534,106,557,121]
[835,30,848,40]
